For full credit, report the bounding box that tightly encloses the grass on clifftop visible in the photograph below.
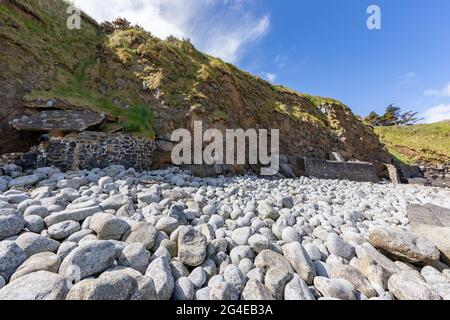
[375,121,450,165]
[1,0,155,138]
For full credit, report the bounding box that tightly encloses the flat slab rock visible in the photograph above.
[11,110,105,132]
[407,204,450,264]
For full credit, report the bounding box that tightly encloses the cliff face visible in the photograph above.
[0,0,391,174]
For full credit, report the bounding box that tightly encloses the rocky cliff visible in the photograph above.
[0,0,392,175]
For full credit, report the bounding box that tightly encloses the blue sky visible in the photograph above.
[77,0,450,122]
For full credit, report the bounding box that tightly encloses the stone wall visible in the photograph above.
[42,131,156,171]
[303,158,379,183]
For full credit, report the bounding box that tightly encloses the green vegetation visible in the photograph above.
[375,121,450,165]
[364,104,421,127]
[0,0,154,137]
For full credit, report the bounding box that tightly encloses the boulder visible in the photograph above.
[173,277,195,300]
[125,221,157,250]
[0,241,27,280]
[407,204,450,264]
[59,240,116,279]
[118,243,150,274]
[99,195,130,211]
[330,264,377,298]
[326,233,355,261]
[48,220,81,240]
[284,274,315,300]
[90,213,130,240]
[369,226,440,263]
[0,208,25,240]
[314,277,358,300]
[282,242,316,284]
[15,233,60,257]
[67,272,135,300]
[0,271,68,300]
[177,226,207,267]
[145,257,174,300]
[8,175,41,188]
[10,252,61,282]
[44,206,102,227]
[265,266,291,300]
[388,270,441,300]
[242,280,275,300]
[254,250,293,275]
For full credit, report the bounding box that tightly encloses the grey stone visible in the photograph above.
[246,268,264,283]
[178,226,207,267]
[224,264,246,293]
[59,240,116,279]
[173,277,194,300]
[0,241,27,280]
[189,267,207,288]
[0,209,25,240]
[67,272,135,300]
[118,243,150,274]
[388,270,441,300]
[10,252,61,282]
[314,261,331,278]
[0,271,68,300]
[407,204,450,264]
[8,175,42,188]
[170,260,190,280]
[254,249,293,275]
[210,281,239,300]
[195,287,211,300]
[99,195,130,211]
[24,215,45,233]
[284,274,315,300]
[330,264,377,298]
[138,192,161,204]
[281,227,301,243]
[248,234,270,253]
[90,213,130,240]
[44,206,102,227]
[145,257,174,300]
[15,233,60,257]
[242,280,275,300]
[23,205,49,218]
[304,243,324,261]
[257,201,279,220]
[327,233,355,261]
[265,266,291,300]
[282,242,316,285]
[314,277,358,300]
[231,227,253,245]
[129,276,158,300]
[66,229,94,243]
[354,242,400,289]
[156,216,179,234]
[57,241,77,261]
[48,220,81,240]
[369,226,440,263]
[125,221,157,250]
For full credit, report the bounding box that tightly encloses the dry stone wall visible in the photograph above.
[42,131,156,171]
[303,158,379,183]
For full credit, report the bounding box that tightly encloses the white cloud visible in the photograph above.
[420,104,450,123]
[396,72,416,85]
[75,0,270,63]
[424,82,450,97]
[260,72,276,83]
